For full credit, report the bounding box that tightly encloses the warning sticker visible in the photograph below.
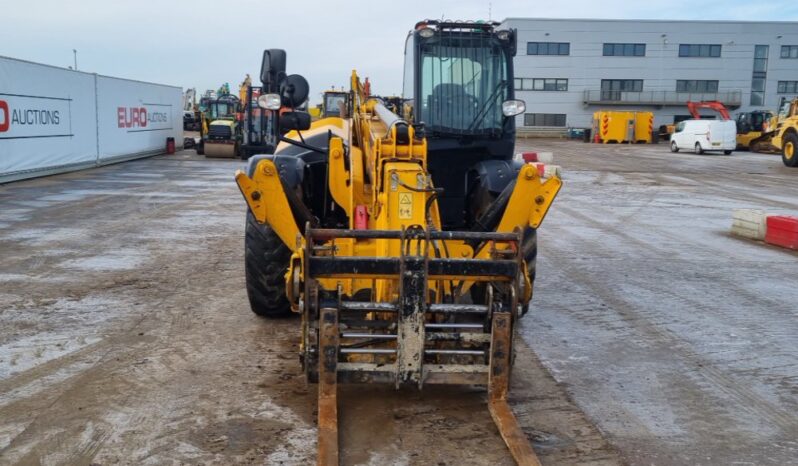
[398,192,412,219]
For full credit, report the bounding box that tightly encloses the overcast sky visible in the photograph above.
[3,0,798,104]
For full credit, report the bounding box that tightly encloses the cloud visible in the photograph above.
[2,0,797,103]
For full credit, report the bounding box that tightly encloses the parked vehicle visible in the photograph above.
[670,119,736,155]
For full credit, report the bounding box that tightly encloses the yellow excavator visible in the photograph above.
[235,20,561,465]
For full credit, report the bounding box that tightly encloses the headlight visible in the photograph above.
[257,93,281,110]
[502,99,526,117]
[418,27,434,38]
[496,30,511,40]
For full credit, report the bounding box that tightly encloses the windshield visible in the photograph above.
[210,102,234,119]
[324,94,347,116]
[419,38,508,133]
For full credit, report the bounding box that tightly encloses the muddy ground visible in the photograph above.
[515,140,798,465]
[1,141,796,465]
[0,150,619,465]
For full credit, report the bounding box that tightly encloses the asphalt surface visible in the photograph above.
[515,139,798,465]
[0,150,617,465]
[0,141,796,465]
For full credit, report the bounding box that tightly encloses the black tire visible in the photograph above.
[196,140,204,155]
[694,142,704,155]
[724,150,733,155]
[670,141,679,153]
[244,211,292,317]
[782,132,798,167]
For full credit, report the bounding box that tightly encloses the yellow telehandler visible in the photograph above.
[235,20,561,465]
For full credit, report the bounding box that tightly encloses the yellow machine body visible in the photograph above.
[768,98,798,166]
[235,68,562,466]
[236,72,560,306]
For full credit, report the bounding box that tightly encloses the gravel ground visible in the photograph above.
[0,150,619,465]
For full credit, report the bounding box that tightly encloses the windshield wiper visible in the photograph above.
[467,80,507,131]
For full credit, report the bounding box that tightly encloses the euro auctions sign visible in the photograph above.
[117,104,172,132]
[0,93,73,139]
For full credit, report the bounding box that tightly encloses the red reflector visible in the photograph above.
[522,152,538,163]
[765,215,798,250]
[354,205,368,230]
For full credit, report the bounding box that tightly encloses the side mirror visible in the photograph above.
[280,74,310,108]
[280,111,311,132]
[502,99,526,117]
[260,49,286,90]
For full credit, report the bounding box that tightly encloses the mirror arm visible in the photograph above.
[279,135,328,155]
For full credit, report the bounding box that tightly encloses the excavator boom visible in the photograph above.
[687,100,731,120]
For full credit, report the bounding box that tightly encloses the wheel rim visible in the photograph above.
[786,142,795,160]
[671,142,677,150]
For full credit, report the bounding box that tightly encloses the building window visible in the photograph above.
[524,113,567,127]
[676,80,719,93]
[603,43,646,56]
[527,42,570,56]
[601,79,643,92]
[514,78,568,91]
[778,81,798,93]
[780,45,798,58]
[600,79,643,100]
[751,45,769,106]
[679,44,721,57]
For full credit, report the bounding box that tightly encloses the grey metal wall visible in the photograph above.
[502,18,798,129]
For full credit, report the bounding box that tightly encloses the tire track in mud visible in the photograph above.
[533,203,798,463]
[1,154,624,465]
[0,236,235,461]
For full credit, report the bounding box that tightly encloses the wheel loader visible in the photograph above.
[235,21,561,465]
[769,98,798,167]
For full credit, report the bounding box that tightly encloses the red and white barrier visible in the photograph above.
[732,210,798,250]
[516,152,554,164]
[765,216,798,250]
[514,152,562,178]
[731,209,767,240]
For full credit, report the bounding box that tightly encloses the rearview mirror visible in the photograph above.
[260,49,286,89]
[502,99,526,117]
[280,111,311,132]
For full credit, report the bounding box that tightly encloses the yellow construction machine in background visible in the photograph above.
[234,20,562,465]
[735,110,776,151]
[768,98,798,167]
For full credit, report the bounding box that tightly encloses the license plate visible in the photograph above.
[712,142,721,146]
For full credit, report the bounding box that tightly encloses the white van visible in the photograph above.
[669,119,737,155]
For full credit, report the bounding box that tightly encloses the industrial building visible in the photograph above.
[502,18,798,132]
